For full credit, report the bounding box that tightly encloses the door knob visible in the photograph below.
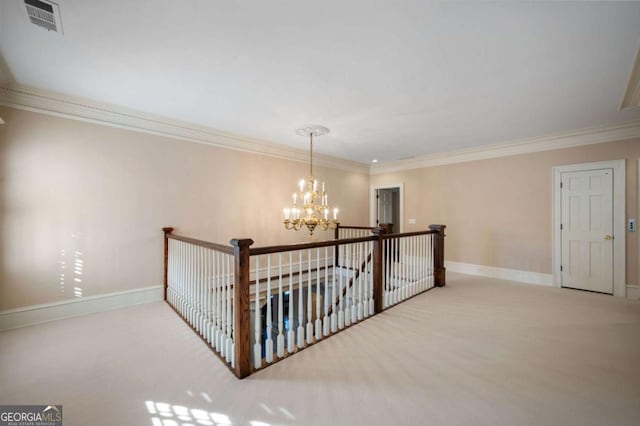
[604,235,613,240]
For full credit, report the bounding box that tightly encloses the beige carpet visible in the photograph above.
[1,273,640,426]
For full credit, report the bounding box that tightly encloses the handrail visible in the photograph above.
[166,233,234,254]
[249,235,376,256]
[381,229,437,239]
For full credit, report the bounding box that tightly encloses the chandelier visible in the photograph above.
[283,125,338,235]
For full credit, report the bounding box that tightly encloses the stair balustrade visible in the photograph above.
[163,224,445,379]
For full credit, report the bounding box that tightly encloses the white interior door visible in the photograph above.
[560,168,613,294]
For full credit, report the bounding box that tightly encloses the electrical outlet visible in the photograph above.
[629,218,635,232]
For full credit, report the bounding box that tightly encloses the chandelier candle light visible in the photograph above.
[283,125,338,235]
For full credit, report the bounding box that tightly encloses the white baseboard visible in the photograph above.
[626,285,640,300]
[0,286,164,331]
[446,261,553,286]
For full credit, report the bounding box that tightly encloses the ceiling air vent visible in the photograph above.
[24,0,63,33]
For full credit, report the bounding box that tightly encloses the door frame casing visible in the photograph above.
[552,160,626,296]
[370,183,404,233]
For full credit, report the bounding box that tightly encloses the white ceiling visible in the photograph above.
[1,1,640,164]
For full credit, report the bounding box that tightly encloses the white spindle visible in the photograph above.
[198,246,204,335]
[204,248,210,343]
[306,249,313,345]
[385,239,391,308]
[417,236,422,292]
[344,244,351,327]
[190,244,195,325]
[202,247,207,335]
[330,245,337,333]
[188,243,193,324]
[200,248,206,340]
[323,246,330,336]
[277,253,285,358]
[351,243,356,323]
[398,238,403,302]
[192,244,197,324]
[297,251,305,348]
[410,237,416,297]
[185,242,189,314]
[412,237,417,292]
[337,244,345,330]
[416,236,421,292]
[421,235,425,291]
[315,248,322,340]
[416,236,420,292]
[392,238,398,304]
[168,240,172,304]
[357,241,363,321]
[194,246,200,332]
[180,241,185,318]
[265,255,274,363]
[215,251,221,351]
[416,236,420,291]
[364,241,371,316]
[425,234,430,288]
[287,251,295,353]
[402,238,408,301]
[220,253,227,358]
[407,237,413,299]
[182,241,186,311]
[179,242,185,318]
[424,235,429,286]
[225,255,232,363]
[387,238,393,305]
[197,246,202,325]
[212,251,218,342]
[370,240,375,313]
[430,234,434,284]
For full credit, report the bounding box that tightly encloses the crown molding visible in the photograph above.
[0,84,369,174]
[2,84,638,178]
[370,120,640,175]
[620,45,640,110]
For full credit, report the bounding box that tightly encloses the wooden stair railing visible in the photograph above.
[163,224,446,379]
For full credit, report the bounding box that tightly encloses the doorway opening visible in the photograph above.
[370,183,404,233]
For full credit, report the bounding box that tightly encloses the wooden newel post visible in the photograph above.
[429,224,446,287]
[162,227,174,301]
[230,238,253,379]
[372,226,387,314]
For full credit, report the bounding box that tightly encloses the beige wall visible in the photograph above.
[371,139,640,285]
[2,104,638,310]
[0,107,369,310]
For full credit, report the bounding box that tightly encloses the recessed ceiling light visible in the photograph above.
[372,159,378,163]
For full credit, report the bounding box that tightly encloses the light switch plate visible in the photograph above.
[408,218,416,225]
